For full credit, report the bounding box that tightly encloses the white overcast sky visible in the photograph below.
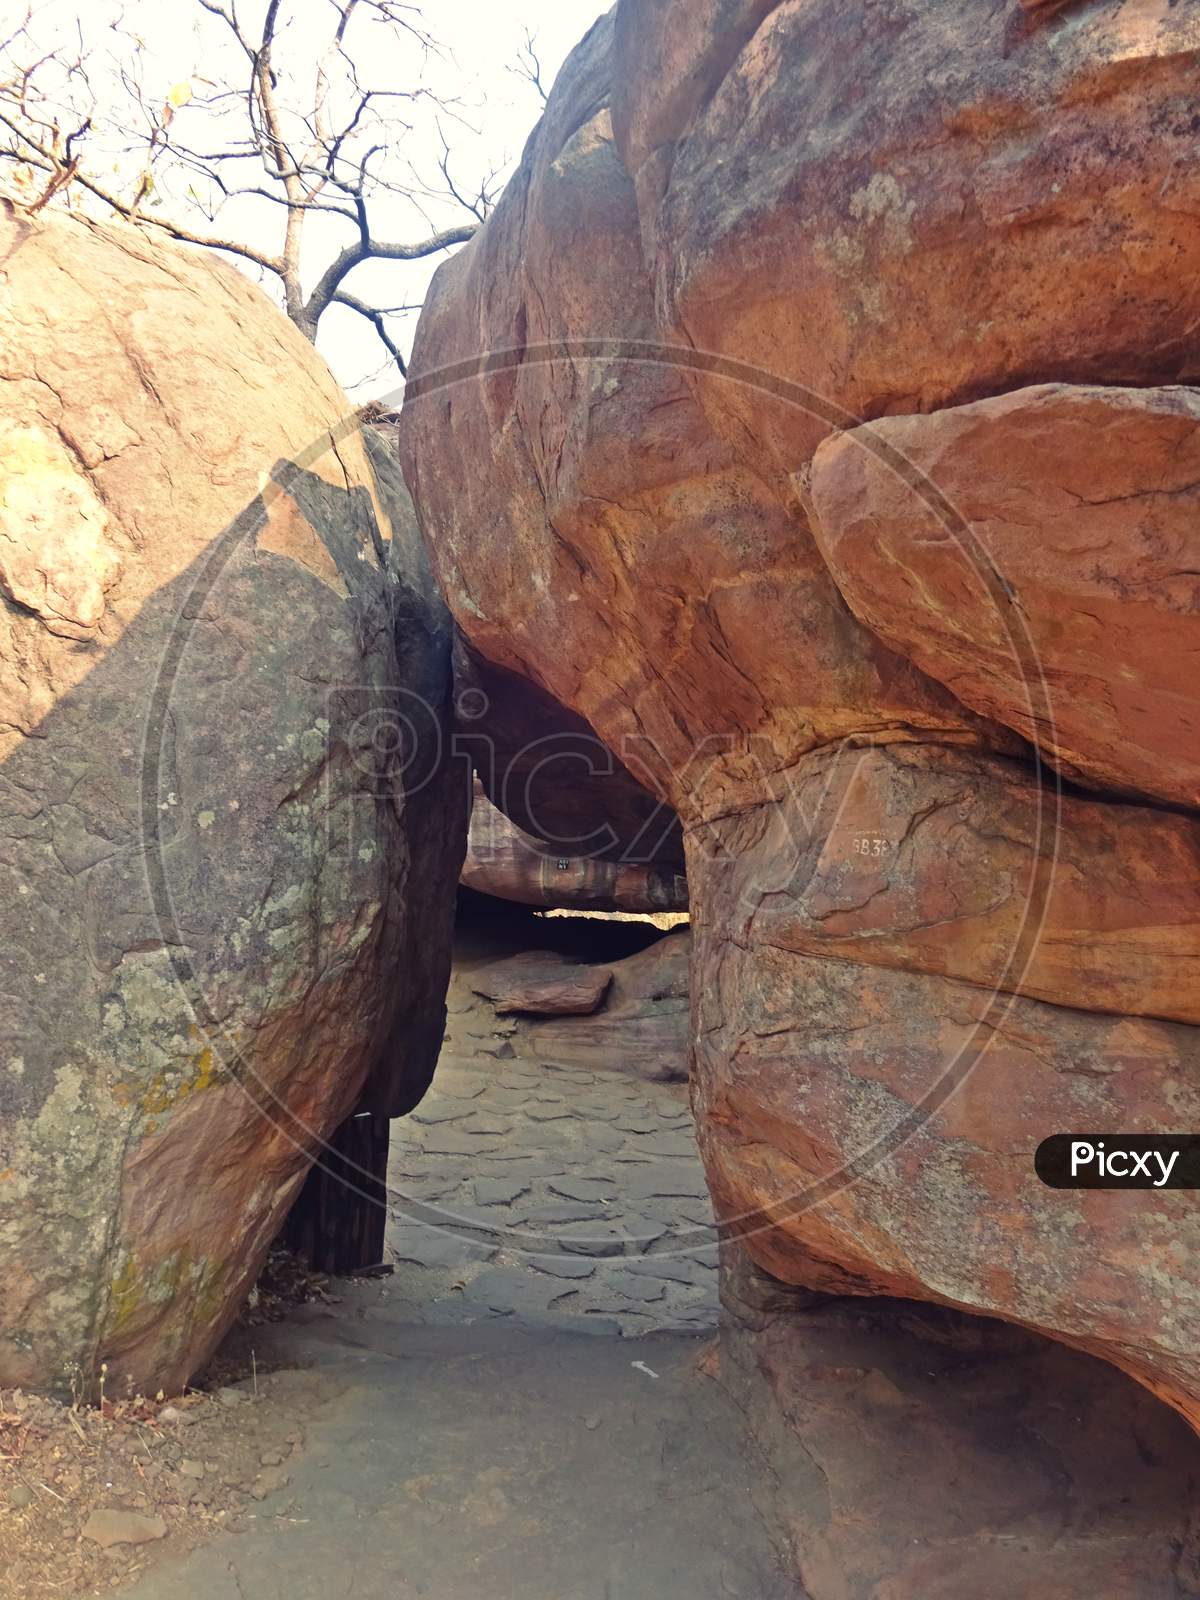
[14,0,603,397]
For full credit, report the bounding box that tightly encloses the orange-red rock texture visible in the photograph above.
[462,782,687,912]
[399,0,1200,1438]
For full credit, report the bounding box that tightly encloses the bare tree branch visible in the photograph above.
[331,286,407,372]
[0,108,282,271]
[510,29,546,105]
[430,117,497,223]
[0,0,500,377]
[304,216,474,330]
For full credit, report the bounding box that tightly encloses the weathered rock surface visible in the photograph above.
[454,643,686,872]
[356,428,466,1116]
[719,1245,1200,1600]
[399,13,1006,835]
[81,1510,168,1549]
[691,907,1200,1428]
[0,211,463,1397]
[454,906,692,1084]
[806,384,1200,809]
[462,783,687,913]
[524,930,691,1083]
[470,949,613,1016]
[703,740,1200,1026]
[618,0,1200,485]
[399,0,1200,1472]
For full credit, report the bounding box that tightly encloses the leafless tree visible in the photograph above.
[0,0,508,373]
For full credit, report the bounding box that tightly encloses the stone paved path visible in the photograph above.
[111,917,801,1600]
[119,1318,800,1600]
[80,924,1200,1600]
[384,1031,720,1337]
[380,916,719,1338]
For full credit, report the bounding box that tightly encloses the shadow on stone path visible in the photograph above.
[115,1305,800,1599]
[115,920,802,1599]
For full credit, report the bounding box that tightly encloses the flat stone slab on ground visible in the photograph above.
[549,1176,617,1203]
[389,1225,498,1271]
[389,993,719,1337]
[462,1267,580,1318]
[614,1116,661,1135]
[524,1201,610,1225]
[602,1270,668,1304]
[471,950,614,1016]
[528,1255,598,1280]
[635,1134,702,1158]
[624,1164,711,1201]
[474,1176,534,1206]
[408,1099,488,1124]
[617,1214,669,1248]
[418,1129,503,1157]
[558,1225,629,1258]
[461,1118,514,1136]
[571,1100,622,1121]
[626,1257,715,1286]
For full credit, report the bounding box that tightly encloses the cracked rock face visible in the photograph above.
[0,212,464,1396]
[398,0,1200,1442]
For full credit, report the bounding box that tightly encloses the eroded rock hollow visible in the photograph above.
[398,0,1200,1439]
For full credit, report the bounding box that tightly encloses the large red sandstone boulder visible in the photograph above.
[806,384,1200,808]
[704,741,1200,1025]
[690,849,1200,1428]
[0,211,464,1397]
[398,0,1200,1464]
[400,13,1006,833]
[615,0,1200,485]
[719,1245,1200,1600]
[453,645,686,873]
